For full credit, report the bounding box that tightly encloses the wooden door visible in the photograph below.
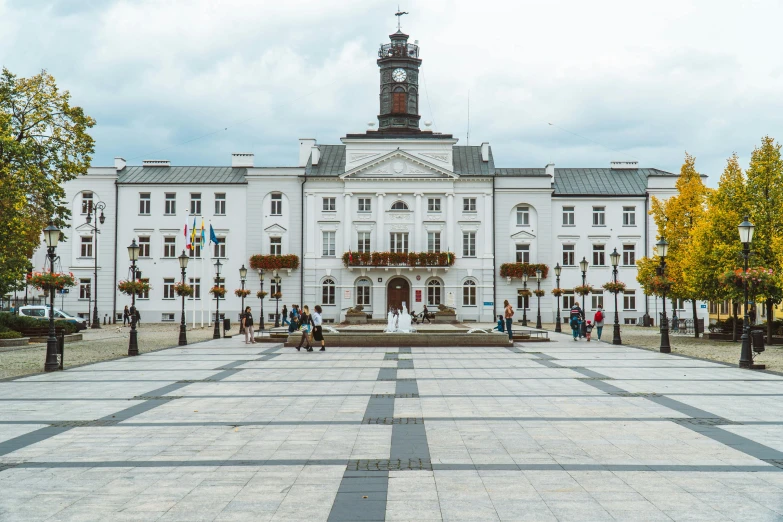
[387,278,410,312]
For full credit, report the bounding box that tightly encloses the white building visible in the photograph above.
[32,27,702,327]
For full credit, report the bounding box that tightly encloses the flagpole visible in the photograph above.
[206,219,212,327]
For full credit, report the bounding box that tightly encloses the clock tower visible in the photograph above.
[377,29,421,132]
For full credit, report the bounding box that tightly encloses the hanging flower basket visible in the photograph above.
[534,289,546,297]
[517,288,532,298]
[174,282,193,297]
[602,281,627,294]
[209,286,226,298]
[573,284,594,296]
[647,275,673,296]
[271,292,282,299]
[234,289,251,298]
[718,267,777,297]
[256,290,268,299]
[27,271,75,291]
[118,279,151,296]
[551,288,564,297]
[499,263,549,279]
[249,254,300,271]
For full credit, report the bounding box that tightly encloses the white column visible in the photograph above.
[343,193,352,253]
[376,193,385,251]
[483,193,493,257]
[414,193,423,251]
[446,193,455,254]
[306,193,315,255]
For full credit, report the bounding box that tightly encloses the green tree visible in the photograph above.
[0,68,95,295]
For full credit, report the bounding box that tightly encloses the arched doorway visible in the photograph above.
[387,277,410,312]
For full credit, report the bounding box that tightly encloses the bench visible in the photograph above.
[17,326,68,338]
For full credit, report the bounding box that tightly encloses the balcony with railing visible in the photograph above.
[378,42,419,59]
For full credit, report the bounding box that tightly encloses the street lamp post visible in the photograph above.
[24,262,32,305]
[521,272,528,327]
[738,217,756,369]
[85,201,106,329]
[656,238,670,354]
[127,239,140,356]
[535,268,542,329]
[43,223,60,372]
[554,263,562,333]
[213,259,222,339]
[273,275,281,328]
[258,270,265,334]
[579,256,588,287]
[178,250,189,346]
[238,264,247,334]
[610,247,622,345]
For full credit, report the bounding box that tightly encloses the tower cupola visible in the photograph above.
[376,18,421,132]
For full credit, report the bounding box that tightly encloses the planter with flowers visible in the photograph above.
[534,289,546,297]
[551,288,563,297]
[256,290,268,299]
[174,282,193,297]
[27,271,75,291]
[271,292,282,300]
[118,279,151,296]
[573,284,593,296]
[517,288,532,298]
[249,254,300,272]
[209,286,226,298]
[602,281,627,294]
[234,289,251,298]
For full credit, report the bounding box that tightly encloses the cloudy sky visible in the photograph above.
[2,0,781,183]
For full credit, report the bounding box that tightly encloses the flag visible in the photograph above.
[348,250,353,264]
[190,217,196,249]
[209,224,219,245]
[184,217,190,250]
[201,218,206,246]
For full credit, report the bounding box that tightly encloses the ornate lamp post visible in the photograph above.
[127,239,140,356]
[85,201,106,329]
[238,264,247,334]
[273,275,282,328]
[178,250,189,346]
[610,247,622,345]
[213,259,222,339]
[579,256,588,287]
[535,268,542,329]
[656,238,670,354]
[554,263,562,333]
[258,269,265,334]
[24,262,33,305]
[43,223,61,372]
[521,272,529,327]
[738,217,755,368]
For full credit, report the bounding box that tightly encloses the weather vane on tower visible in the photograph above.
[395,6,409,31]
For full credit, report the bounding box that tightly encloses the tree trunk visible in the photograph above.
[767,298,774,345]
[732,302,739,342]
[692,299,699,338]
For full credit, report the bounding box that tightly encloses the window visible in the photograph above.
[161,313,175,322]
[80,236,93,258]
[215,276,225,290]
[163,193,177,215]
[215,193,226,215]
[81,192,93,214]
[356,279,371,306]
[390,232,408,253]
[322,231,336,256]
[322,278,336,305]
[592,244,605,266]
[428,198,441,212]
[138,278,150,299]
[79,278,91,299]
[138,236,151,257]
[623,206,636,226]
[188,244,201,258]
[463,232,476,257]
[623,290,636,310]
[562,245,575,266]
[463,198,477,212]
[322,197,336,212]
[391,201,409,211]
[562,291,575,310]
[270,278,281,295]
[516,206,530,226]
[427,232,441,253]
[139,193,151,215]
[358,198,372,212]
[517,294,529,310]
[188,277,201,299]
[163,278,175,299]
[591,291,604,310]
[392,88,406,113]
[462,280,476,306]
[515,244,530,263]
[623,244,636,266]
[675,299,687,310]
[624,318,638,325]
[271,193,282,215]
[270,237,282,256]
[163,237,176,258]
[709,301,718,315]
[562,206,575,226]
[190,193,201,215]
[213,237,226,258]
[357,232,371,253]
[592,206,605,226]
[427,280,442,305]
[720,300,729,315]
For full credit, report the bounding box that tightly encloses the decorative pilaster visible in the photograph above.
[344,193,352,253]
[483,193,493,257]
[414,193,423,251]
[376,193,385,251]
[446,193,455,255]
[306,193,316,255]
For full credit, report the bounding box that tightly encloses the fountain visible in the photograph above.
[384,305,415,333]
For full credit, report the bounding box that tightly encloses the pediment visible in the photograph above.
[264,224,287,234]
[511,230,536,240]
[341,150,458,179]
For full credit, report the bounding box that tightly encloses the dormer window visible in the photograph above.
[390,201,409,211]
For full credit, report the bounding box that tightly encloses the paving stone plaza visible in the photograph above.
[1,334,783,521]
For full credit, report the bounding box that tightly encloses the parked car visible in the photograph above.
[18,306,88,331]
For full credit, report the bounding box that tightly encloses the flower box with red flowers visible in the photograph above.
[27,271,76,291]
[118,279,151,296]
[342,251,456,267]
[499,263,549,279]
[249,254,300,271]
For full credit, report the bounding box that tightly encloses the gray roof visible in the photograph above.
[552,168,656,196]
[305,145,346,176]
[118,166,247,184]
[452,146,495,176]
[494,168,548,177]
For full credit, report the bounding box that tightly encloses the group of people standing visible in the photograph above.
[568,302,604,341]
[239,304,325,351]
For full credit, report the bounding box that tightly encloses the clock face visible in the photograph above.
[392,68,407,82]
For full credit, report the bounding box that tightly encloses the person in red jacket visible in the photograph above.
[594,307,605,340]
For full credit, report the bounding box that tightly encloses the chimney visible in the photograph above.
[310,145,320,166]
[298,138,316,167]
[611,161,638,169]
[231,153,254,168]
[142,160,170,167]
[480,142,490,162]
[545,163,555,177]
[114,157,126,171]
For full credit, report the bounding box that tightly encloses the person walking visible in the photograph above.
[242,306,256,344]
[421,304,431,324]
[282,305,289,326]
[504,300,514,342]
[134,307,141,327]
[569,302,584,341]
[312,305,325,351]
[123,305,130,326]
[585,320,594,342]
[594,306,605,340]
[296,305,313,352]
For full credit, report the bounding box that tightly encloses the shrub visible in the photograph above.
[0,313,77,334]
[0,329,23,339]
